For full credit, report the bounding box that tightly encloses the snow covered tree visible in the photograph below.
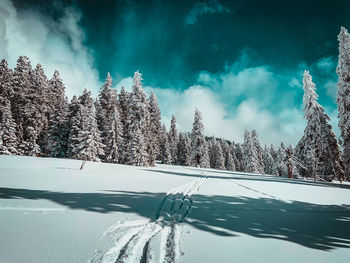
[226,148,236,171]
[190,108,210,168]
[18,126,40,156]
[159,124,172,164]
[234,143,244,171]
[11,56,33,141]
[97,73,118,149]
[0,98,18,155]
[212,140,225,170]
[243,130,264,174]
[125,71,150,166]
[168,115,179,164]
[71,103,105,162]
[177,132,191,166]
[0,59,14,100]
[47,97,69,158]
[263,145,275,175]
[118,86,129,129]
[29,64,51,153]
[275,143,288,177]
[66,96,81,157]
[295,71,343,181]
[148,91,162,165]
[105,107,123,163]
[48,70,66,111]
[336,26,350,180]
[284,145,300,179]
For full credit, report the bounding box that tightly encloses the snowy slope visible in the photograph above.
[0,155,350,263]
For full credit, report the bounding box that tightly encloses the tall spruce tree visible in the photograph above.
[125,71,150,166]
[168,115,179,164]
[295,71,343,181]
[177,132,191,166]
[190,108,210,168]
[0,98,18,155]
[148,91,162,165]
[337,26,350,180]
[47,97,69,158]
[0,59,14,100]
[159,124,172,164]
[105,107,123,163]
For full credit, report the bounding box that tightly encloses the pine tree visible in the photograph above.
[97,73,118,149]
[234,143,244,171]
[0,59,14,100]
[148,91,162,165]
[72,103,105,161]
[0,98,18,155]
[67,95,81,157]
[190,108,210,168]
[263,145,275,175]
[243,130,264,174]
[18,126,40,156]
[105,107,123,163]
[213,140,225,170]
[177,132,191,166]
[276,143,288,177]
[168,115,179,164]
[47,97,69,158]
[284,145,300,179]
[159,124,172,164]
[295,71,344,181]
[11,56,32,141]
[125,71,150,166]
[336,26,350,181]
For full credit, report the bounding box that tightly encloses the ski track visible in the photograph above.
[92,173,207,263]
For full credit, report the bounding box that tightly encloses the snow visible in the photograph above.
[0,155,350,263]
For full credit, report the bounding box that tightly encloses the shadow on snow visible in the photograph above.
[1,187,349,251]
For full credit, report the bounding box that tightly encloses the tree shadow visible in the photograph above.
[142,169,350,189]
[1,186,350,251]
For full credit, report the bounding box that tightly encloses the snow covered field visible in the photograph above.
[0,155,350,263]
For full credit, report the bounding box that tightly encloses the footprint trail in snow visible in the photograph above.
[90,173,207,263]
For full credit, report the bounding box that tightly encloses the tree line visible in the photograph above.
[1,27,350,182]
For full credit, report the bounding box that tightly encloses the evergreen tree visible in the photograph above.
[234,143,244,171]
[263,145,275,175]
[159,124,172,164]
[18,126,40,156]
[276,143,288,177]
[67,96,81,157]
[97,73,118,149]
[168,115,179,164]
[72,103,105,161]
[148,91,162,165]
[213,140,225,170]
[0,59,14,100]
[336,26,350,180]
[11,56,32,141]
[190,108,210,168]
[0,98,18,155]
[177,132,191,166]
[47,97,69,158]
[105,107,123,163]
[243,130,264,174]
[284,145,300,179]
[295,71,344,181]
[125,71,150,166]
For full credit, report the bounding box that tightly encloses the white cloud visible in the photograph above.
[185,0,230,25]
[0,0,102,98]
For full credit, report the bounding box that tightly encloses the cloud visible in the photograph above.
[0,0,102,98]
[185,0,230,25]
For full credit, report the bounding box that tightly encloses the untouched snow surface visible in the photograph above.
[0,155,350,263]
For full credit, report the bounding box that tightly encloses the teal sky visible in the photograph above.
[2,0,350,144]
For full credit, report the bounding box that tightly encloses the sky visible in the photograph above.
[0,0,349,145]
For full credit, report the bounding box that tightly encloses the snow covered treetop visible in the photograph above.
[133,70,143,91]
[302,70,319,120]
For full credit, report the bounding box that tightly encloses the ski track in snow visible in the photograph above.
[91,174,207,263]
